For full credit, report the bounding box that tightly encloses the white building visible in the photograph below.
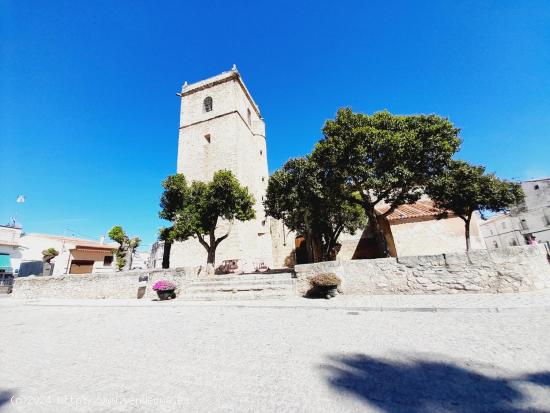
[479,213,524,249]
[0,224,23,272]
[18,234,117,275]
[131,250,150,270]
[480,177,550,248]
[170,67,274,268]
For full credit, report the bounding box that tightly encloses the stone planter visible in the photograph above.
[322,286,338,299]
[156,289,176,300]
[308,285,338,299]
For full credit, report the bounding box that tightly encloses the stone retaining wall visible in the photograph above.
[294,245,550,295]
[12,245,550,299]
[12,267,206,300]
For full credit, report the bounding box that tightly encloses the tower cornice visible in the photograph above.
[179,69,262,119]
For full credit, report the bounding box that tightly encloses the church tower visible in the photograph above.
[170,67,273,268]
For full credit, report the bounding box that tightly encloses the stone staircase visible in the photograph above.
[180,272,296,300]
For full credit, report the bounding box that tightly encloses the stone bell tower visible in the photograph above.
[170,66,273,268]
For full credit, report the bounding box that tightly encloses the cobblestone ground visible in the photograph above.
[1,297,549,412]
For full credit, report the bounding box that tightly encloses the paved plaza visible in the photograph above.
[1,293,550,412]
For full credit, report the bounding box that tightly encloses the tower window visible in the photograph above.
[204,134,211,143]
[247,108,252,125]
[204,96,213,112]
[260,150,263,155]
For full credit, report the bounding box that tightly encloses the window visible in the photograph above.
[204,134,211,143]
[103,256,113,266]
[510,240,518,246]
[534,185,540,190]
[493,241,499,248]
[262,177,265,182]
[260,150,263,155]
[247,108,252,125]
[204,96,213,112]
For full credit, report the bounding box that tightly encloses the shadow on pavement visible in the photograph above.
[323,353,549,413]
[0,390,15,412]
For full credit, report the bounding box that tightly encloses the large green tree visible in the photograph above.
[427,160,524,250]
[312,108,461,257]
[265,156,365,263]
[108,226,141,270]
[160,170,256,266]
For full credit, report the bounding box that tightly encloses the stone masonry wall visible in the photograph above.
[12,245,550,299]
[12,267,206,300]
[294,245,550,296]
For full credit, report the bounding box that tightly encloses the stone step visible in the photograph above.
[180,275,296,300]
[179,291,292,301]
[185,281,294,293]
[187,278,294,289]
[191,272,294,283]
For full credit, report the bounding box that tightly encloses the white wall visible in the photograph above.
[18,235,115,275]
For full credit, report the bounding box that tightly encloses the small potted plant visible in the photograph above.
[308,273,341,299]
[152,280,177,300]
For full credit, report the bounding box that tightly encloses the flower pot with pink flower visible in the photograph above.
[152,280,177,300]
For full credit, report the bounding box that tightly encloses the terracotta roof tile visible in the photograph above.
[376,200,444,222]
[24,234,117,250]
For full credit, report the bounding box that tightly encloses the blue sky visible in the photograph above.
[1,1,549,249]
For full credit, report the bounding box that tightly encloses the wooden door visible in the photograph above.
[69,260,94,274]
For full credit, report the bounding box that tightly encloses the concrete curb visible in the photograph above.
[6,299,550,313]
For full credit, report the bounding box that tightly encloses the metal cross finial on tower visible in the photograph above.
[231,64,238,72]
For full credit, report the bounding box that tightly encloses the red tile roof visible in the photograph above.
[0,241,20,247]
[25,234,117,250]
[376,200,446,222]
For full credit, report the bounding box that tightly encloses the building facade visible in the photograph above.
[18,234,117,275]
[335,200,485,260]
[0,224,23,272]
[480,177,550,248]
[170,67,273,269]
[168,68,488,268]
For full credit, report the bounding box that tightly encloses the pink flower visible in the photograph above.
[152,280,177,291]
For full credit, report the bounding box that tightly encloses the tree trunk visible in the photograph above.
[304,231,323,263]
[162,240,172,269]
[207,230,216,266]
[366,208,387,258]
[125,246,134,271]
[465,219,471,251]
[207,248,216,265]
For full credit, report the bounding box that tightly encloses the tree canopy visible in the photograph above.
[265,156,365,262]
[108,226,141,270]
[312,108,462,257]
[160,170,256,266]
[427,160,524,250]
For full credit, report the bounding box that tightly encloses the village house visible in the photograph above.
[0,224,23,273]
[337,199,485,260]
[18,234,117,276]
[480,177,550,248]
